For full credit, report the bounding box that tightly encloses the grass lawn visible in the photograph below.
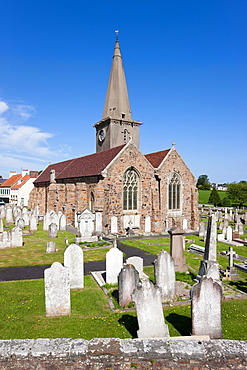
[0,277,246,340]
[198,189,227,205]
[0,222,111,268]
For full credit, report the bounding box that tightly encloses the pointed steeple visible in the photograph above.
[102,39,132,121]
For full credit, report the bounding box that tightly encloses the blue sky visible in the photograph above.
[0,0,246,183]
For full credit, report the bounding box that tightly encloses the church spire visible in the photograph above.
[102,34,132,121]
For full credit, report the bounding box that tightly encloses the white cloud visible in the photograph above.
[0,99,70,177]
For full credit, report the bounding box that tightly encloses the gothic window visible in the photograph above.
[168,172,181,210]
[90,192,94,211]
[123,168,139,210]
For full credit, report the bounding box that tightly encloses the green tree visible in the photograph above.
[227,182,247,207]
[208,187,221,206]
[196,174,211,190]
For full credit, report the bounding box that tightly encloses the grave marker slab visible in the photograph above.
[64,243,84,289]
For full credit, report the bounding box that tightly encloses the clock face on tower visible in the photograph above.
[98,129,105,142]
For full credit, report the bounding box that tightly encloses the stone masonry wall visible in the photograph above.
[0,338,246,369]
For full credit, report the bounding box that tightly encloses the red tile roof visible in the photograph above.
[35,145,126,183]
[0,174,22,187]
[12,175,31,189]
[145,149,170,168]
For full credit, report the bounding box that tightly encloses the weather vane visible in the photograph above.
[115,30,119,40]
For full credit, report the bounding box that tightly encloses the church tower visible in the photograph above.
[94,35,143,152]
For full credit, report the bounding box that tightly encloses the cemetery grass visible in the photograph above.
[198,190,226,205]
[0,223,111,268]
[0,276,246,340]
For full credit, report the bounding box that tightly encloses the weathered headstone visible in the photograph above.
[106,246,123,284]
[30,215,38,231]
[191,277,222,339]
[5,207,14,224]
[44,262,71,316]
[0,217,3,233]
[11,226,23,247]
[16,218,25,229]
[126,256,144,278]
[132,278,170,339]
[199,221,206,237]
[46,241,56,253]
[111,216,118,234]
[168,226,188,272]
[95,212,103,233]
[48,223,58,238]
[59,214,67,231]
[118,264,139,306]
[22,213,30,226]
[154,250,176,302]
[50,211,59,228]
[77,208,97,241]
[144,215,151,234]
[64,243,84,289]
[226,226,232,242]
[43,212,50,231]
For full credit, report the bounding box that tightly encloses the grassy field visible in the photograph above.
[0,222,111,268]
[0,276,246,340]
[198,189,227,205]
[0,220,247,340]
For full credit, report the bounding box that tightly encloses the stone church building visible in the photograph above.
[29,38,199,235]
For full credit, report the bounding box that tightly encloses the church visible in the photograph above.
[29,38,199,235]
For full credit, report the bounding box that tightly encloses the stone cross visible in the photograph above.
[44,262,71,316]
[132,278,169,339]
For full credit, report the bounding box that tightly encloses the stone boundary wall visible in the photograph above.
[0,338,246,369]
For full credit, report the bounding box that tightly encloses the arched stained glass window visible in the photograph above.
[123,168,138,210]
[168,172,181,210]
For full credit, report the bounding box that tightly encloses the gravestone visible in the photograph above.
[0,217,3,233]
[5,207,14,224]
[44,262,71,316]
[77,208,97,242]
[64,243,84,289]
[238,223,244,235]
[226,226,232,242]
[46,241,56,253]
[22,213,30,226]
[11,226,23,247]
[59,214,67,231]
[43,212,50,231]
[50,211,59,228]
[48,223,58,238]
[118,264,139,306]
[132,278,169,339]
[95,212,102,233]
[168,226,188,272]
[199,221,206,237]
[191,277,222,339]
[126,256,144,278]
[182,218,188,231]
[30,215,38,231]
[0,206,5,219]
[17,218,25,229]
[111,216,118,234]
[154,250,176,302]
[106,246,123,284]
[144,215,151,234]
[0,231,11,248]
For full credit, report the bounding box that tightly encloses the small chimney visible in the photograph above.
[9,171,16,178]
[29,171,39,178]
[50,169,56,183]
[22,169,28,177]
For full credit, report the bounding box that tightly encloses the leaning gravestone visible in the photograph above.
[126,256,144,278]
[64,243,84,289]
[44,262,71,316]
[118,264,139,306]
[46,241,56,253]
[132,278,169,339]
[191,276,222,339]
[154,250,176,302]
[106,246,123,284]
[48,223,58,238]
[11,226,23,247]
